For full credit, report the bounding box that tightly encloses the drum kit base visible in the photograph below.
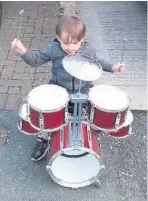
[17,55,134,189]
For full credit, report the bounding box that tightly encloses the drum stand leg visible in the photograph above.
[70,180,102,189]
[93,179,102,188]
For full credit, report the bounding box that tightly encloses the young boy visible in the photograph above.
[11,16,124,161]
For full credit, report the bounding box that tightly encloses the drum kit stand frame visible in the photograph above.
[45,88,105,189]
[18,79,133,189]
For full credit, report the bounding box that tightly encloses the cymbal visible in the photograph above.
[62,55,103,81]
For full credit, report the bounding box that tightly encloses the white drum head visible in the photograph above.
[27,84,69,111]
[50,150,101,186]
[89,85,129,111]
[19,103,28,121]
[123,110,133,127]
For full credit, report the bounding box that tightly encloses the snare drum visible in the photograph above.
[88,85,130,131]
[46,122,104,188]
[18,103,39,135]
[107,110,133,138]
[27,84,69,132]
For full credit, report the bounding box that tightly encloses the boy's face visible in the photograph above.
[57,36,85,55]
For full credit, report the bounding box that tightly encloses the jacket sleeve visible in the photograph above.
[95,52,114,73]
[79,42,114,73]
[20,44,53,67]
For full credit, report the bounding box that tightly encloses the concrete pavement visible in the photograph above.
[79,1,147,110]
[0,110,146,201]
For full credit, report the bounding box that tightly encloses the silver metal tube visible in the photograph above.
[78,80,82,93]
[78,103,82,120]
[77,103,83,138]
[72,102,78,137]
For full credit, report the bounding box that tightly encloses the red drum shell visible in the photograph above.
[18,103,39,135]
[18,118,39,135]
[47,123,103,188]
[49,123,101,159]
[89,102,128,130]
[29,106,67,131]
[108,110,133,138]
[108,124,132,138]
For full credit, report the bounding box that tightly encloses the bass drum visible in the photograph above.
[46,122,104,188]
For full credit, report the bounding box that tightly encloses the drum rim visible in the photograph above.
[17,123,40,135]
[120,110,133,127]
[91,110,133,133]
[28,102,69,112]
[90,123,118,132]
[108,125,133,139]
[88,85,130,111]
[28,118,67,132]
[27,85,70,111]
[89,99,129,112]
[47,147,104,188]
[18,103,29,121]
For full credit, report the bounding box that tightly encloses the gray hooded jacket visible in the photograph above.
[21,40,113,94]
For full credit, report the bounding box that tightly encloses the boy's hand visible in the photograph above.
[112,63,125,73]
[11,38,27,55]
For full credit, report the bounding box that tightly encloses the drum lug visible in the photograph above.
[65,106,68,123]
[39,112,44,129]
[115,112,121,129]
[46,165,51,172]
[27,104,30,117]
[87,123,92,149]
[100,165,105,169]
[93,179,102,189]
[129,126,134,135]
[60,128,64,150]
[90,106,95,123]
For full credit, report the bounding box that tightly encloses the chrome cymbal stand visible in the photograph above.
[68,80,103,188]
[68,80,88,147]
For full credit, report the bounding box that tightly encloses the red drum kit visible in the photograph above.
[18,55,133,189]
[27,85,69,132]
[18,103,40,135]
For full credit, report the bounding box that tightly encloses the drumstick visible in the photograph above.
[120,39,127,64]
[17,9,24,39]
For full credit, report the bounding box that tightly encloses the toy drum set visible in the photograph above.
[18,55,133,189]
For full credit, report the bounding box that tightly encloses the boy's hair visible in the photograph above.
[56,16,86,44]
